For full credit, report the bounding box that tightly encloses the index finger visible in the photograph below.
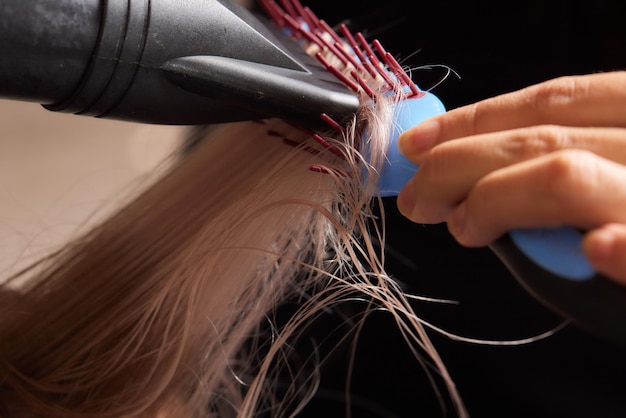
[404,71,626,152]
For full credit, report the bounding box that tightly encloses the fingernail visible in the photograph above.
[448,202,467,237]
[398,120,440,156]
[397,182,415,218]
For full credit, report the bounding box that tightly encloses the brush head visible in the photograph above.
[376,92,446,197]
[259,0,446,195]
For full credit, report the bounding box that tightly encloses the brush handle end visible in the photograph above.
[491,227,626,345]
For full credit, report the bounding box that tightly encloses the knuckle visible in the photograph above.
[543,149,601,206]
[531,75,590,112]
[504,125,569,159]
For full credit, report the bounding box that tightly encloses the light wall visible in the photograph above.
[0,100,184,277]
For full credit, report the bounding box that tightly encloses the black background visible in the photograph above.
[253,1,626,416]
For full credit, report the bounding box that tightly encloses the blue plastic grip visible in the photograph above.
[509,227,596,281]
[377,92,446,197]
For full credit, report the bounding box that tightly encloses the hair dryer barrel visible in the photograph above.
[0,0,359,127]
[0,0,101,104]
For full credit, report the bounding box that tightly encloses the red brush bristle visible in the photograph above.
[351,70,376,99]
[311,133,344,157]
[270,129,321,155]
[308,165,352,177]
[319,113,345,133]
[261,0,421,102]
[259,0,285,26]
[278,0,298,20]
[260,0,423,175]
[319,19,348,54]
[315,52,360,92]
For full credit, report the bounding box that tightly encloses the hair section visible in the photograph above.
[0,1,467,417]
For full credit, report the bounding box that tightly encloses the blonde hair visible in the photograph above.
[0,2,466,417]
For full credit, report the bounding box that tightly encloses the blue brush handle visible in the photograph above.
[381,93,626,345]
[491,229,626,345]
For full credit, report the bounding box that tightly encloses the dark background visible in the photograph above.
[253,1,626,417]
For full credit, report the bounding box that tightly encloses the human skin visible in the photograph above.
[396,71,626,285]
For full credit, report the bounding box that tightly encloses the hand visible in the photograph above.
[396,71,626,285]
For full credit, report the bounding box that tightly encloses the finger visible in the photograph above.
[398,72,626,158]
[397,126,626,224]
[446,150,626,246]
[583,224,626,286]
